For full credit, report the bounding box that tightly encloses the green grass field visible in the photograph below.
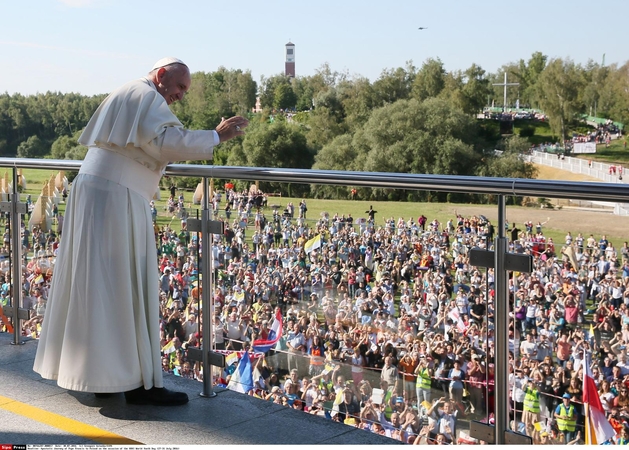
[585,139,629,164]
[12,166,627,248]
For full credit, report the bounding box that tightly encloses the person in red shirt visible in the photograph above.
[564,295,580,326]
[556,333,573,367]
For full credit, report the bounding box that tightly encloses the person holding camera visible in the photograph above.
[415,355,433,407]
[448,360,465,406]
[522,379,541,428]
[467,354,486,416]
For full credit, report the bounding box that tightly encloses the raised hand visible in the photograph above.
[216,116,249,142]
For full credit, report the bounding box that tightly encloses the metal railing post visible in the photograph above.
[11,168,23,345]
[494,194,509,444]
[200,176,216,398]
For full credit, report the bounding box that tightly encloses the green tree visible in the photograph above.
[304,87,348,150]
[17,135,47,158]
[227,121,313,195]
[337,77,378,132]
[372,62,416,105]
[500,134,533,154]
[411,57,446,101]
[438,71,466,111]
[518,51,548,108]
[49,131,84,159]
[578,60,608,117]
[313,133,360,172]
[460,64,491,115]
[289,64,341,111]
[311,134,360,198]
[291,76,316,111]
[605,62,629,125]
[477,151,537,179]
[273,83,297,110]
[314,97,482,193]
[259,74,291,109]
[536,58,584,144]
[64,145,88,161]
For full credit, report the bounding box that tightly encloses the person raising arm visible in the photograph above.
[34,57,248,406]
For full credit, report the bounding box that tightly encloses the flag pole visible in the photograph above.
[584,400,591,445]
[584,351,591,445]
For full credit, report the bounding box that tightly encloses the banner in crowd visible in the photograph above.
[227,349,253,393]
[573,142,597,154]
[253,310,283,353]
[304,234,322,254]
[162,339,177,354]
[217,349,265,362]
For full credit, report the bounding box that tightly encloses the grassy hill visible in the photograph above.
[10,156,627,250]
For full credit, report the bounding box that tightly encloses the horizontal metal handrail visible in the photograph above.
[0,157,626,202]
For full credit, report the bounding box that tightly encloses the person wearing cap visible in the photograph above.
[554,393,578,443]
[34,57,248,406]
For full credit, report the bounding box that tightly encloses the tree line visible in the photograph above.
[1,53,627,200]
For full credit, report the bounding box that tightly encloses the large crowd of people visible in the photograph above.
[5,186,629,445]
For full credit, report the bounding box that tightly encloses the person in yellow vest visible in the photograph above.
[415,355,433,407]
[554,393,578,444]
[379,379,395,421]
[522,380,540,428]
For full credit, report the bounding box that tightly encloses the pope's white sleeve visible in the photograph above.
[155,127,220,162]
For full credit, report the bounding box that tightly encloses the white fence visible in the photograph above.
[524,151,629,216]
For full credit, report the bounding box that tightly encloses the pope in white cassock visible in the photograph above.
[33,57,248,406]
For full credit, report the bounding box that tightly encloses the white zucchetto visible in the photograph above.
[151,57,187,71]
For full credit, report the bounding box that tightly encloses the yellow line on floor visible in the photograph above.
[0,395,143,445]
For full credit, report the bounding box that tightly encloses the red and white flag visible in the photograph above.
[583,352,616,444]
[447,309,467,333]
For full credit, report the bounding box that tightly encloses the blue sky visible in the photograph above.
[3,0,628,96]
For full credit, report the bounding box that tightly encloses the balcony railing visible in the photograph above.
[1,157,627,445]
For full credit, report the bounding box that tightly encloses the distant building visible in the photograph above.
[285,42,295,78]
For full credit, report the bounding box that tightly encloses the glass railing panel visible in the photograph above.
[499,203,626,445]
[169,181,497,444]
[3,161,627,445]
